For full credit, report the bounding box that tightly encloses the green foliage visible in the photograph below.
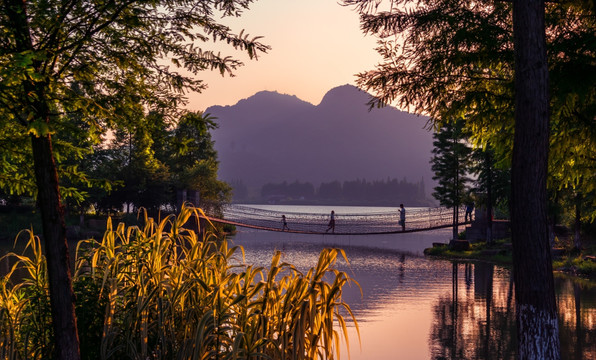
[553,256,596,278]
[470,144,511,213]
[0,0,268,205]
[0,205,359,359]
[344,0,596,220]
[85,111,231,216]
[424,238,513,264]
[430,119,472,209]
[1,1,269,357]
[168,112,231,214]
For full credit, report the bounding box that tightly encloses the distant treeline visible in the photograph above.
[232,178,431,206]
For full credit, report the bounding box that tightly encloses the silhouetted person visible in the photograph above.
[326,210,335,233]
[281,214,289,231]
[465,201,474,222]
[399,204,406,231]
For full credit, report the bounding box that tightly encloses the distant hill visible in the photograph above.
[207,84,435,202]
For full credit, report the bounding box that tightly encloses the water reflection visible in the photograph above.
[429,262,516,360]
[426,261,596,360]
[2,230,596,359]
[231,231,596,359]
[556,276,596,360]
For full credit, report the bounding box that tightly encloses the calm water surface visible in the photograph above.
[1,205,594,359]
[229,205,596,360]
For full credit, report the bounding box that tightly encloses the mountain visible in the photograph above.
[207,84,435,200]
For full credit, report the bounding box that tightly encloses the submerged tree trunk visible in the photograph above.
[511,0,560,358]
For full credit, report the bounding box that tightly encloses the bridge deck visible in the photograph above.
[205,205,471,235]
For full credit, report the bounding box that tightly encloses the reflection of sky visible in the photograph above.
[229,230,596,360]
[229,230,503,359]
[5,225,593,359]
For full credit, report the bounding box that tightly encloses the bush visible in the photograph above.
[0,206,358,360]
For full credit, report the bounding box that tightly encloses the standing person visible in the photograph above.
[399,204,406,231]
[465,201,474,222]
[326,210,335,233]
[281,214,289,231]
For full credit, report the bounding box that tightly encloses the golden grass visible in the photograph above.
[0,205,359,360]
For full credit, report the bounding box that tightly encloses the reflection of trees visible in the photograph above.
[430,262,516,359]
[556,277,596,359]
[430,265,596,359]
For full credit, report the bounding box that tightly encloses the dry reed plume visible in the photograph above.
[0,205,359,360]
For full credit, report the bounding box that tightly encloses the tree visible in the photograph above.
[169,112,231,215]
[341,0,596,220]
[430,119,472,240]
[0,1,268,358]
[318,181,343,201]
[106,113,172,213]
[511,0,560,356]
[470,144,511,244]
[341,0,586,355]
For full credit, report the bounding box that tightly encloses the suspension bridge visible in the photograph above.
[203,205,471,235]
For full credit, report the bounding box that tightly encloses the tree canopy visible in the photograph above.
[0,0,268,200]
[342,0,596,219]
[1,1,268,358]
[430,119,472,239]
[342,0,596,356]
[87,111,230,216]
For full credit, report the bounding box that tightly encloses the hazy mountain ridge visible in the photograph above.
[207,84,435,201]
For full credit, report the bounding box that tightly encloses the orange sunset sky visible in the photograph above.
[188,0,381,110]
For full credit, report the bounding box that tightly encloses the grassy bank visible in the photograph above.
[424,235,596,280]
[424,238,513,264]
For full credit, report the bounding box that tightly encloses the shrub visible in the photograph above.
[0,206,359,359]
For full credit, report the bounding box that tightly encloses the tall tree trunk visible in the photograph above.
[453,153,460,240]
[453,206,459,240]
[4,0,81,358]
[574,192,582,250]
[485,149,494,244]
[31,133,81,360]
[512,0,560,358]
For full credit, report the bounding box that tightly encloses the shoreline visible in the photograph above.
[423,238,596,281]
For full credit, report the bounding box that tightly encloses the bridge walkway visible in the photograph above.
[204,205,471,236]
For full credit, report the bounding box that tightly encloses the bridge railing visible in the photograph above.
[221,205,469,234]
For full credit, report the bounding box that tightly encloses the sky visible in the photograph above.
[187,0,381,110]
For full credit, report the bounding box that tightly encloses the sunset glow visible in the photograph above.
[187,0,380,110]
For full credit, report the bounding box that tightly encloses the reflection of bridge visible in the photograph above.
[204,205,470,235]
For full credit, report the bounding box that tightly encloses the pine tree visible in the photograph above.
[431,119,472,240]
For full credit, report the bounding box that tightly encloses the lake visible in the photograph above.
[227,204,596,360]
[1,204,594,359]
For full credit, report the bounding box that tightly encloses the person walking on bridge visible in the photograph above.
[465,201,474,222]
[399,204,406,231]
[326,210,335,233]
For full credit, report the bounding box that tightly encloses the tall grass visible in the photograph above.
[0,205,359,359]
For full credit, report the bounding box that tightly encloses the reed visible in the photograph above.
[0,205,359,359]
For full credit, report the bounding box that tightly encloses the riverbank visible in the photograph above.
[424,235,596,280]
